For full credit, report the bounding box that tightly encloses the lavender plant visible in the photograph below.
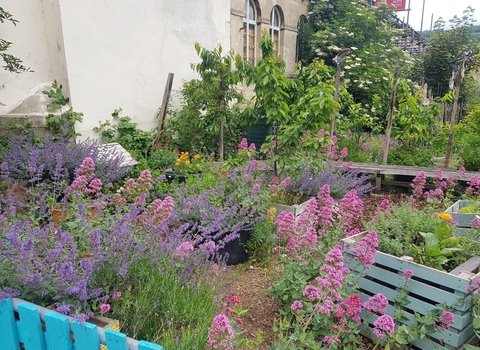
[1,132,128,184]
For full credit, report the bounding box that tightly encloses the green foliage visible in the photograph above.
[417,7,479,97]
[93,108,155,155]
[367,203,443,259]
[0,7,31,73]
[453,106,480,171]
[412,221,462,270]
[190,43,249,159]
[387,146,433,166]
[391,81,442,145]
[245,215,277,267]
[164,80,247,158]
[244,32,291,126]
[301,0,412,117]
[43,81,84,140]
[109,258,220,349]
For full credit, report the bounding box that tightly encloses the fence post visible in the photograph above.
[0,299,21,350]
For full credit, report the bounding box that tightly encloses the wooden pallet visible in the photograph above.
[342,232,480,350]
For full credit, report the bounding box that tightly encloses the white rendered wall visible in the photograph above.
[58,0,231,139]
[0,0,67,113]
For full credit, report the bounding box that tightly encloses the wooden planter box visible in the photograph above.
[270,196,315,218]
[342,231,480,350]
[445,200,478,235]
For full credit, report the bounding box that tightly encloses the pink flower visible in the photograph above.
[211,264,219,276]
[438,311,455,330]
[112,291,121,300]
[207,314,234,349]
[343,294,363,317]
[100,303,111,315]
[323,336,331,346]
[291,300,303,314]
[403,269,414,281]
[373,315,395,338]
[237,138,248,151]
[350,231,378,268]
[363,293,388,314]
[227,295,242,305]
[175,241,194,259]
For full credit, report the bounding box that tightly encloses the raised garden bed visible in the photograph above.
[270,196,315,218]
[445,200,478,235]
[342,231,480,350]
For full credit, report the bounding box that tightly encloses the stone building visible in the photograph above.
[0,0,308,139]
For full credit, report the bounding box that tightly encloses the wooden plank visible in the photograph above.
[450,256,480,276]
[71,320,100,349]
[360,307,473,349]
[355,279,473,330]
[348,162,480,180]
[17,303,46,350]
[0,299,21,350]
[104,329,128,350]
[44,312,73,350]
[138,341,164,350]
[346,258,466,307]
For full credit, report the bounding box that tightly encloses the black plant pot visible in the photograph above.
[217,225,252,266]
[165,171,187,184]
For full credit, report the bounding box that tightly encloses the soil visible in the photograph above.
[227,190,410,349]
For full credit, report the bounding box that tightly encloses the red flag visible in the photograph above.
[376,0,407,11]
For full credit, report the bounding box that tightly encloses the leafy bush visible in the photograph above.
[366,202,446,258]
[387,146,433,166]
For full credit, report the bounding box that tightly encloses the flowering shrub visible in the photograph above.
[173,151,202,174]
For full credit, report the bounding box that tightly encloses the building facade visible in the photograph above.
[0,0,308,139]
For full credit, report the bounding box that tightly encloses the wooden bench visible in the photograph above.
[347,162,480,191]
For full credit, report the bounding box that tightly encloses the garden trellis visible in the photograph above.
[0,298,163,350]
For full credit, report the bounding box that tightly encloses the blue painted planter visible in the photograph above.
[0,298,163,350]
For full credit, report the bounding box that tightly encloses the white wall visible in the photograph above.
[1,0,231,139]
[0,0,64,112]
[58,0,231,139]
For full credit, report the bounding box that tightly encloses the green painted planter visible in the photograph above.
[342,231,480,350]
[445,200,479,235]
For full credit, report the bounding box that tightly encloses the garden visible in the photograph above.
[2,1,480,350]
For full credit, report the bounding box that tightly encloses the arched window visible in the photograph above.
[270,7,281,58]
[243,0,256,65]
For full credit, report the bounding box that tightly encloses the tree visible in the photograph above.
[189,43,248,159]
[298,0,413,128]
[0,7,30,73]
[418,7,479,97]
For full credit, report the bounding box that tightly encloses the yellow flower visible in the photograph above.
[185,160,190,165]
[194,154,201,159]
[438,212,453,221]
[267,207,277,222]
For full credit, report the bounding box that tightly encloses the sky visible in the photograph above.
[394,0,479,31]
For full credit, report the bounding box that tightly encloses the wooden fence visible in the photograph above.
[0,298,164,350]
